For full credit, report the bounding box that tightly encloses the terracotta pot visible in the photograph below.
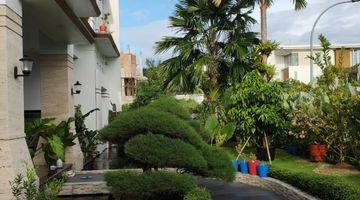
[318,144,326,160]
[248,160,259,175]
[309,144,324,162]
[99,25,107,32]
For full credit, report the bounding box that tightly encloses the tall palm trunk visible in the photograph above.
[260,0,268,64]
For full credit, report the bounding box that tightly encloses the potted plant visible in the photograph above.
[247,153,258,175]
[257,162,270,178]
[99,13,111,33]
[229,71,291,165]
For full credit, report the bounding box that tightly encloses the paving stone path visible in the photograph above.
[199,178,285,200]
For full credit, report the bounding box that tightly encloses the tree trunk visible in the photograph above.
[260,0,268,64]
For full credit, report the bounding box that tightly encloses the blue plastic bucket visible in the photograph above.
[231,160,239,171]
[257,164,269,178]
[239,160,248,174]
[287,146,297,155]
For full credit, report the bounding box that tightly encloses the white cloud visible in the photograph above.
[131,9,150,22]
[121,0,360,60]
[121,20,175,60]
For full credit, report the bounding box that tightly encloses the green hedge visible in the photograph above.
[187,120,210,142]
[184,188,211,200]
[147,96,191,120]
[125,134,207,171]
[200,145,236,182]
[269,165,360,200]
[105,171,198,200]
[99,107,204,148]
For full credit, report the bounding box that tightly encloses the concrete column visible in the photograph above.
[36,54,83,170]
[0,5,34,199]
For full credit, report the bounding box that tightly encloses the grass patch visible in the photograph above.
[225,147,360,200]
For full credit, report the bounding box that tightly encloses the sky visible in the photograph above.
[119,0,360,61]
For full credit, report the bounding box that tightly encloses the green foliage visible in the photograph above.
[294,35,360,164]
[204,115,236,146]
[105,171,198,200]
[25,118,77,165]
[10,167,66,200]
[130,59,166,109]
[156,0,258,96]
[75,105,101,160]
[269,165,360,200]
[100,105,235,182]
[100,107,204,148]
[184,188,211,200]
[200,145,236,182]
[124,134,207,172]
[187,120,210,142]
[229,71,290,146]
[147,96,191,120]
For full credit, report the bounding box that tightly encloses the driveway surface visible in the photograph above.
[199,178,284,200]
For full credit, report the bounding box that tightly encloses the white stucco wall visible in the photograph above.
[269,49,335,83]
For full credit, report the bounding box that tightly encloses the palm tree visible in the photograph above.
[156,0,258,99]
[214,0,307,62]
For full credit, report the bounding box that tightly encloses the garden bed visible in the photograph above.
[270,151,360,200]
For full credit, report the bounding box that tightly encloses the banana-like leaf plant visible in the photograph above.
[205,115,236,146]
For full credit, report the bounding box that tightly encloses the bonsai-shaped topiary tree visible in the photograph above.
[100,96,235,182]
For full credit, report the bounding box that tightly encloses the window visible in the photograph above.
[285,53,299,67]
[352,49,360,65]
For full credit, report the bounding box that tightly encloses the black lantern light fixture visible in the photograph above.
[71,81,82,95]
[14,56,34,79]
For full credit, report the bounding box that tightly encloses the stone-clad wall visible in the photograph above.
[235,173,318,200]
[32,54,84,170]
[0,5,34,199]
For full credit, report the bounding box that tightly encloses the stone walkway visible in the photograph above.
[199,178,285,200]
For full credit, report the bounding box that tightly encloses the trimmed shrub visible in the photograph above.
[269,165,360,200]
[187,120,210,142]
[200,145,236,182]
[105,170,197,200]
[125,134,207,171]
[147,96,191,120]
[99,107,204,148]
[184,188,211,200]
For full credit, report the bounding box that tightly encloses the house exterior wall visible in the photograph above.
[0,4,33,199]
[270,47,338,83]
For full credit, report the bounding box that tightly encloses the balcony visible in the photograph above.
[95,33,120,58]
[65,0,101,17]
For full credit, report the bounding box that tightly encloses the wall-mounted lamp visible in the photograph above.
[14,56,34,79]
[71,81,82,95]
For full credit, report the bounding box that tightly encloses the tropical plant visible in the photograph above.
[213,0,307,63]
[229,71,290,154]
[75,105,101,160]
[204,115,236,146]
[156,0,258,99]
[25,118,77,165]
[129,59,166,109]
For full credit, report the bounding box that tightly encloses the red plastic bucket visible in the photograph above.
[248,160,259,175]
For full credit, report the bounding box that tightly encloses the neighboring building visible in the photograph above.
[0,0,121,198]
[120,53,144,106]
[269,45,360,83]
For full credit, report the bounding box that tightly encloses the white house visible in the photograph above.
[0,0,122,198]
[269,45,360,83]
